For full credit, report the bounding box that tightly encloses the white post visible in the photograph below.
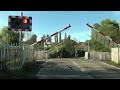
[118,45,119,63]
[13,43,15,70]
[15,43,17,71]
[19,12,23,66]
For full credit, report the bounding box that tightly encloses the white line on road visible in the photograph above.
[37,75,91,78]
[69,59,85,72]
[99,61,120,70]
[36,59,52,76]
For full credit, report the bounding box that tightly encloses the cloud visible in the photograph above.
[112,11,120,15]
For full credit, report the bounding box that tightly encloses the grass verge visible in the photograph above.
[0,61,44,79]
[103,60,120,68]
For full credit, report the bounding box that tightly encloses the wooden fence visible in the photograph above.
[34,50,49,60]
[111,48,120,63]
[89,51,111,60]
[0,42,34,71]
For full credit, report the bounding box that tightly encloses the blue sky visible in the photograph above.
[0,11,120,42]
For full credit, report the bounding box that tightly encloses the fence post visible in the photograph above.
[9,42,13,69]
[15,43,17,71]
[22,43,25,65]
[6,42,8,68]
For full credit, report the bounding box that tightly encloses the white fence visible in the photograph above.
[111,48,120,63]
[0,42,34,71]
[34,50,49,60]
[85,51,111,60]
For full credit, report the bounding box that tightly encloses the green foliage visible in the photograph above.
[67,35,71,40]
[88,18,120,52]
[46,34,51,43]
[64,33,67,40]
[0,26,24,44]
[59,32,62,42]
[93,23,101,30]
[26,34,37,45]
[49,35,78,58]
[54,34,58,43]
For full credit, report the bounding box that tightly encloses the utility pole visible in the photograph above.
[19,12,23,65]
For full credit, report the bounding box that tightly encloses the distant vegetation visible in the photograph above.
[2,19,118,55]
[0,27,24,44]
[84,18,120,52]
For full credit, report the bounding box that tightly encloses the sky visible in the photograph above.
[0,11,120,42]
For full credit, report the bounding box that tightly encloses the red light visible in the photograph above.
[22,18,27,24]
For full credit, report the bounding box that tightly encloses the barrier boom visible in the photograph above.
[30,24,71,46]
[86,23,120,47]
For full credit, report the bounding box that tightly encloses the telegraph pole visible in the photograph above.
[19,12,23,65]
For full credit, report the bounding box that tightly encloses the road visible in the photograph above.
[36,58,120,79]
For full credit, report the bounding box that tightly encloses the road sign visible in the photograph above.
[8,16,32,31]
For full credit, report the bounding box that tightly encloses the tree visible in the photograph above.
[64,33,67,40]
[40,35,46,50]
[93,23,101,30]
[45,34,51,48]
[49,37,78,58]
[54,34,58,43]
[89,18,120,52]
[0,26,24,44]
[46,34,51,43]
[67,35,71,40]
[56,34,58,43]
[26,34,37,45]
[59,32,61,42]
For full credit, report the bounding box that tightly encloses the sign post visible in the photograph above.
[8,12,32,66]
[20,12,23,65]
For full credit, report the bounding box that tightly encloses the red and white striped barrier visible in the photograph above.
[86,23,120,47]
[30,24,71,46]
[8,16,32,31]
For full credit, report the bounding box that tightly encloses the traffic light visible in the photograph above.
[8,16,32,31]
[22,18,28,24]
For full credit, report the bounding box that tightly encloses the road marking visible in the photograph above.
[99,61,120,70]
[69,59,84,72]
[36,59,52,77]
[37,75,92,78]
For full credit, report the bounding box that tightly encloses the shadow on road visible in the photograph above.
[36,59,120,79]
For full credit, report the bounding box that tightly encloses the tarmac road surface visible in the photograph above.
[36,58,120,79]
